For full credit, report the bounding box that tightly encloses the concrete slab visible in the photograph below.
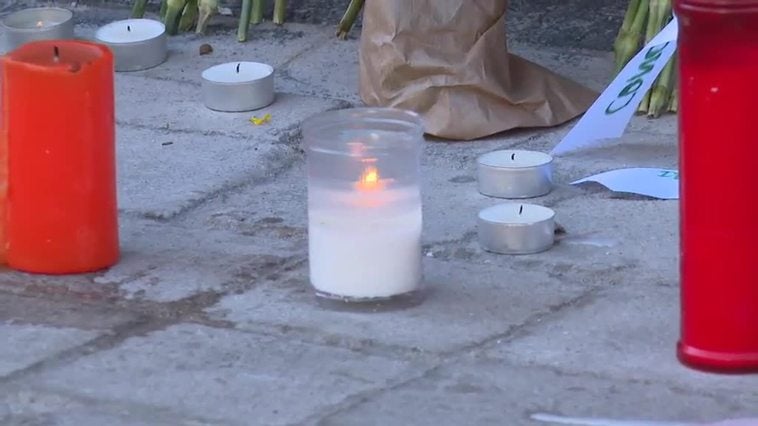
[0,387,225,426]
[509,42,614,93]
[0,293,137,332]
[484,285,758,397]
[281,36,361,103]
[115,123,294,219]
[207,255,592,354]
[316,358,758,426]
[506,0,626,51]
[202,149,672,355]
[114,73,346,139]
[94,218,304,302]
[109,62,344,220]
[28,324,424,426]
[417,131,677,273]
[68,22,334,93]
[0,323,97,377]
[134,24,332,86]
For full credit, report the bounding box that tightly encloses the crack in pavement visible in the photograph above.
[304,290,602,423]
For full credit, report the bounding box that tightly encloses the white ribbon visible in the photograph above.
[551,18,679,156]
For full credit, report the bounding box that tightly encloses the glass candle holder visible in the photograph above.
[303,108,424,302]
[675,0,758,372]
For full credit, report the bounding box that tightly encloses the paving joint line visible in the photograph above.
[0,316,166,387]
[300,363,446,426]
[0,381,233,426]
[303,289,603,422]
[0,255,307,384]
[485,354,758,404]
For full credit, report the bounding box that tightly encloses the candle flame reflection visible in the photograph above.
[356,166,385,191]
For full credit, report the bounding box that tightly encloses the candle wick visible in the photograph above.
[519,205,523,215]
[511,153,516,161]
[236,63,240,73]
[127,25,131,32]
[53,46,60,63]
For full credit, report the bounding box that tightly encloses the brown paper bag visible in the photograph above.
[358,0,598,140]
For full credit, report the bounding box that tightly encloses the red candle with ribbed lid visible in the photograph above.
[0,40,119,274]
[676,0,758,372]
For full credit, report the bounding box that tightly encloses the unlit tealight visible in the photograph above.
[95,19,167,71]
[477,150,553,199]
[201,61,275,112]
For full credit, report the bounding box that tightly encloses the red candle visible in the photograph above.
[676,0,758,371]
[0,40,119,274]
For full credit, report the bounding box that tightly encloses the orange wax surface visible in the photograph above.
[1,40,119,274]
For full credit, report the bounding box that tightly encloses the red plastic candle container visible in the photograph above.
[0,40,119,274]
[676,0,758,372]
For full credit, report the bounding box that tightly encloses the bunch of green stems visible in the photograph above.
[614,0,677,117]
[131,0,365,41]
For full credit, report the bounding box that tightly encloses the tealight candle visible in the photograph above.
[1,7,74,51]
[202,61,275,112]
[304,108,424,301]
[478,203,555,254]
[94,19,167,71]
[477,149,553,199]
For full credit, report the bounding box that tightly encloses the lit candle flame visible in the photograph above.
[355,166,384,191]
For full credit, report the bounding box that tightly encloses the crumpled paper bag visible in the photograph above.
[359,0,598,140]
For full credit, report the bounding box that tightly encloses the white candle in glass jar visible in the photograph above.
[94,19,167,71]
[308,167,422,300]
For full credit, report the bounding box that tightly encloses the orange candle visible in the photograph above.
[1,40,119,274]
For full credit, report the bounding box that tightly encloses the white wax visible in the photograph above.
[202,62,273,84]
[478,150,552,169]
[479,203,554,225]
[95,19,165,44]
[309,207,422,299]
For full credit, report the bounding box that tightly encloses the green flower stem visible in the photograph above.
[237,0,253,42]
[336,0,364,39]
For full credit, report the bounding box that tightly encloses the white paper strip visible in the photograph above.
[550,18,679,156]
[532,413,690,426]
[532,413,758,426]
[572,168,679,199]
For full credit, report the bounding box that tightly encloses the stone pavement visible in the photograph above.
[1,5,758,426]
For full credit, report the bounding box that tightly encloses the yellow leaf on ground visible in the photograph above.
[250,113,272,126]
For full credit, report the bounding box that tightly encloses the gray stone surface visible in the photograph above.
[114,74,342,139]
[282,36,361,103]
[484,285,758,397]
[0,294,138,331]
[208,254,592,354]
[0,2,755,425]
[203,158,644,354]
[134,24,331,86]
[0,323,98,377]
[108,49,345,220]
[114,120,294,219]
[0,387,225,425]
[28,324,423,426]
[94,217,304,301]
[317,359,758,426]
